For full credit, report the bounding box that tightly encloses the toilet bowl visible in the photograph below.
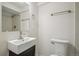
[50,38,69,56]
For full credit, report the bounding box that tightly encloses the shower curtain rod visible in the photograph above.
[51,10,72,16]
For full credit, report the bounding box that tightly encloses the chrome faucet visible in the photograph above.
[19,31,24,41]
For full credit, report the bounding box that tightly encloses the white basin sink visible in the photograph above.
[8,37,36,54]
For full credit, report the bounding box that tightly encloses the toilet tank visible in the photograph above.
[51,39,69,56]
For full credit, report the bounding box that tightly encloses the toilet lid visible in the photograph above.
[51,39,69,44]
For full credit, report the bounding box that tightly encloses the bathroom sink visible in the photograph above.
[8,37,36,54]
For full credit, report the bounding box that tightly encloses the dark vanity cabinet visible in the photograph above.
[9,45,35,56]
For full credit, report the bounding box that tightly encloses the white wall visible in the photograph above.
[0,3,2,32]
[75,2,79,56]
[0,32,9,56]
[38,2,75,56]
[28,3,38,38]
[6,31,20,41]
[29,3,38,55]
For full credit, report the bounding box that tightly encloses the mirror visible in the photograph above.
[2,6,20,32]
[2,2,30,33]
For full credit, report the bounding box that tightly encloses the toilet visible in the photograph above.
[50,38,69,56]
